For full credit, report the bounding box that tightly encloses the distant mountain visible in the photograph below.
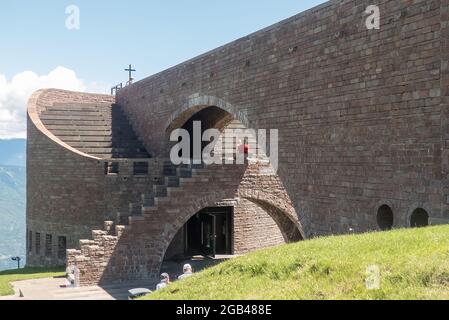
[0,139,26,271]
[0,139,26,167]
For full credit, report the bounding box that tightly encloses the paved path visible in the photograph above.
[0,255,235,300]
[1,277,156,300]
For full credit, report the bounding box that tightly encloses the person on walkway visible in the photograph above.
[156,273,170,290]
[178,264,193,280]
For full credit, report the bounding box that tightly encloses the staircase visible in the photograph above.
[67,160,227,286]
[114,160,203,225]
[40,103,150,159]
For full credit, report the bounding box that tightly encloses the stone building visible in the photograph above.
[27,0,449,285]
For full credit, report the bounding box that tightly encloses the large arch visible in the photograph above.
[159,191,236,265]
[165,94,250,133]
[163,96,306,240]
[238,189,305,241]
[157,95,305,273]
[158,187,306,272]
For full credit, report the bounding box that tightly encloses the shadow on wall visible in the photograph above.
[96,164,248,285]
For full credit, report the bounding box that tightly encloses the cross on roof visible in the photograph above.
[125,64,136,83]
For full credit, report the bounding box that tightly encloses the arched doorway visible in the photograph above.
[377,205,394,231]
[163,200,297,261]
[410,208,429,228]
[165,206,234,259]
[178,106,231,162]
[168,105,258,164]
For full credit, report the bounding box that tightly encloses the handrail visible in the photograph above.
[111,83,123,95]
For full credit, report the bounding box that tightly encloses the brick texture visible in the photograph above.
[28,0,449,284]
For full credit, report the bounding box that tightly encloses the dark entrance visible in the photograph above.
[178,106,233,162]
[377,205,394,231]
[185,207,233,257]
[410,208,429,228]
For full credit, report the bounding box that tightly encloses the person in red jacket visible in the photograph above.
[237,139,249,163]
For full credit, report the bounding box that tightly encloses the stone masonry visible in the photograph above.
[28,0,449,284]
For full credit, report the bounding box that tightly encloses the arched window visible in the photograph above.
[410,208,429,228]
[377,205,394,231]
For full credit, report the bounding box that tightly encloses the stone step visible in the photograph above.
[40,118,112,124]
[142,198,155,208]
[41,103,151,159]
[40,115,113,122]
[56,134,141,142]
[69,142,147,149]
[92,230,108,241]
[153,185,167,197]
[45,124,138,131]
[45,125,113,131]
[165,176,180,187]
[104,153,151,159]
[52,102,110,108]
[191,169,210,176]
[163,167,177,176]
[42,109,112,115]
[57,136,127,142]
[50,130,112,136]
[142,207,158,215]
[155,197,170,206]
[75,147,149,154]
[68,141,113,148]
[177,167,193,178]
[46,106,111,112]
[167,188,184,197]
[129,216,145,224]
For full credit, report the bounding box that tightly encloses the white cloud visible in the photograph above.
[0,67,109,139]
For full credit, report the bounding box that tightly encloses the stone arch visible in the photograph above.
[159,188,305,270]
[245,198,303,242]
[159,190,234,263]
[238,189,305,241]
[164,95,260,162]
[165,94,250,133]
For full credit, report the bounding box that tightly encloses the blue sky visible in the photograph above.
[1,0,326,85]
[0,1,326,139]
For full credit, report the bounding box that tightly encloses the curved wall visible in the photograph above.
[27,90,113,266]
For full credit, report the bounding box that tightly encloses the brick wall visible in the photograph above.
[27,90,163,266]
[29,0,449,284]
[234,199,286,254]
[67,161,300,285]
[27,90,112,266]
[164,198,287,259]
[116,0,449,235]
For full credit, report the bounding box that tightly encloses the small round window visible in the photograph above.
[410,208,429,228]
[377,205,394,231]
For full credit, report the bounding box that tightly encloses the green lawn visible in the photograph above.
[146,225,449,300]
[0,267,65,296]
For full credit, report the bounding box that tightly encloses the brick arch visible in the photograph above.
[159,190,236,265]
[159,186,305,270]
[238,189,305,241]
[165,94,250,132]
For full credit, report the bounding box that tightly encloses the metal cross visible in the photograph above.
[125,64,136,83]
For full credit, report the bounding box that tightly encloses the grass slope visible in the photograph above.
[147,225,449,300]
[0,267,65,296]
